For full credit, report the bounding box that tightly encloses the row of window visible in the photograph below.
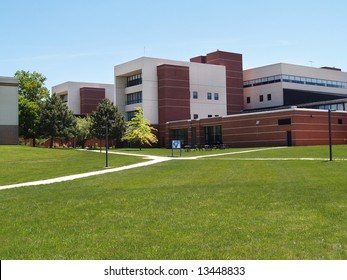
[171,125,222,146]
[318,104,344,111]
[246,94,272,104]
[125,90,221,105]
[126,73,142,87]
[192,114,219,119]
[244,74,347,89]
[193,91,219,100]
[126,91,142,105]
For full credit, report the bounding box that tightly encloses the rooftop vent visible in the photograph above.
[320,66,342,71]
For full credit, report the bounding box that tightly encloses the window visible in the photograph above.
[126,73,142,87]
[267,94,272,101]
[126,91,142,105]
[259,95,264,102]
[207,92,212,100]
[278,118,291,125]
[204,125,222,145]
[246,97,251,104]
[193,114,199,119]
[171,128,188,146]
[127,111,136,121]
[214,93,219,100]
[338,119,343,124]
[208,115,212,118]
[193,91,198,99]
[59,94,68,103]
[243,74,347,89]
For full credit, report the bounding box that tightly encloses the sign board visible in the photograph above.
[171,140,182,157]
[172,140,181,149]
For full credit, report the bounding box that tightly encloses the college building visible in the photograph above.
[52,81,114,116]
[114,51,243,146]
[0,76,18,144]
[243,63,347,112]
[52,50,347,148]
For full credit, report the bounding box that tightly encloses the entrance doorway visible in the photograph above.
[287,131,292,146]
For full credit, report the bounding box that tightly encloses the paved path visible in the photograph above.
[0,155,171,191]
[1,146,343,190]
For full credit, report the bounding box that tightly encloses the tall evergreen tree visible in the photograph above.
[91,99,125,146]
[39,93,76,148]
[121,107,158,150]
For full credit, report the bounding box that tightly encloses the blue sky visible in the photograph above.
[1,0,346,90]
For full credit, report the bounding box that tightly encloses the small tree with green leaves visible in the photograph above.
[122,107,158,150]
[75,115,93,148]
[91,99,125,147]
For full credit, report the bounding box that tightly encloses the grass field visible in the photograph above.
[0,145,146,185]
[0,145,346,259]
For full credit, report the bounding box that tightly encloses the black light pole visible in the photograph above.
[105,120,115,168]
[99,127,102,153]
[328,109,333,161]
[105,121,109,168]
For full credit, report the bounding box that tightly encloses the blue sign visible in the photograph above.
[171,140,182,157]
[172,140,181,149]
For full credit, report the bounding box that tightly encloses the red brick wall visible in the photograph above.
[80,87,105,115]
[191,51,244,115]
[157,64,190,146]
[166,109,347,148]
[205,51,244,115]
[292,110,347,146]
[0,125,18,144]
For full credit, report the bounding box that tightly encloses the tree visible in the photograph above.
[15,70,49,101]
[121,107,158,150]
[15,70,49,146]
[18,96,40,146]
[39,93,76,148]
[75,116,93,148]
[91,99,125,146]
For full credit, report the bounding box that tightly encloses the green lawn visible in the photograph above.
[0,145,346,259]
[109,145,347,159]
[0,145,146,185]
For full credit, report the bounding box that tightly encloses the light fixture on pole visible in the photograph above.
[328,109,335,161]
[105,119,115,168]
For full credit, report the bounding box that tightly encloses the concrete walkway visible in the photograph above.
[0,155,171,191]
[1,146,342,190]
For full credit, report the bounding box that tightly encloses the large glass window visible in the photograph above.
[127,111,136,121]
[126,91,142,105]
[318,103,345,111]
[243,74,347,89]
[126,73,142,87]
[171,128,188,146]
[204,125,222,145]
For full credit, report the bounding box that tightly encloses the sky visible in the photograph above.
[1,0,347,90]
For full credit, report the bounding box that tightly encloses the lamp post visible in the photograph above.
[105,120,115,168]
[105,121,109,167]
[99,127,102,153]
[328,109,337,161]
